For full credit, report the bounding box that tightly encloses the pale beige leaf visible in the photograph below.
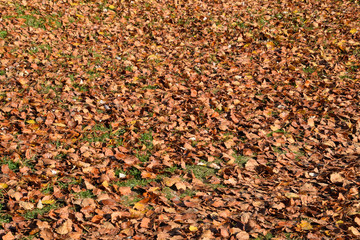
[56,219,73,235]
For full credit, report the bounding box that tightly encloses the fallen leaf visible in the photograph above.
[140,217,151,228]
[349,226,360,236]
[175,182,187,191]
[2,232,15,240]
[163,176,182,187]
[355,217,360,226]
[42,199,55,205]
[56,219,73,235]
[141,171,157,179]
[285,192,300,199]
[19,201,34,210]
[53,123,67,127]
[189,225,198,232]
[133,202,146,211]
[350,29,358,34]
[330,173,344,183]
[236,230,250,240]
[297,220,312,230]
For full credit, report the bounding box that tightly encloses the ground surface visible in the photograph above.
[0,0,360,239]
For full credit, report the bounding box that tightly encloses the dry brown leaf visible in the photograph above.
[56,219,73,235]
[349,226,360,236]
[330,173,344,183]
[163,176,182,187]
[2,232,15,240]
[19,201,34,210]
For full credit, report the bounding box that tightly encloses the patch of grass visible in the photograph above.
[22,158,36,172]
[114,167,169,189]
[186,164,216,180]
[135,131,154,162]
[73,83,89,92]
[0,70,5,76]
[81,124,125,146]
[39,83,63,95]
[272,146,285,155]
[57,177,79,190]
[303,66,316,74]
[339,74,354,80]
[142,85,158,90]
[54,153,67,160]
[114,168,126,178]
[294,150,305,161]
[162,186,176,200]
[23,204,59,219]
[140,131,153,149]
[253,232,274,240]
[115,178,152,188]
[128,167,142,179]
[74,190,94,199]
[0,213,12,224]
[115,167,152,188]
[208,183,226,190]
[164,166,179,174]
[120,195,142,207]
[136,152,151,162]
[179,189,196,198]
[0,30,8,39]
[233,154,248,167]
[267,128,287,137]
[20,14,46,29]
[284,233,302,240]
[41,184,53,194]
[0,157,20,172]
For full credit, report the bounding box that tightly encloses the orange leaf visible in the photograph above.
[141,171,157,179]
[2,232,15,240]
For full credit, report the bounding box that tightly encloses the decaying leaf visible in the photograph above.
[330,173,344,183]
[56,219,73,235]
[297,220,313,231]
[19,201,34,210]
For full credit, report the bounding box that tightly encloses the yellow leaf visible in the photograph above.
[109,5,116,10]
[148,187,160,192]
[189,226,198,232]
[53,123,66,127]
[102,180,109,188]
[42,199,55,205]
[0,183,8,189]
[285,192,300,199]
[147,54,159,60]
[129,209,144,218]
[297,220,312,230]
[163,176,182,187]
[76,14,84,18]
[132,76,139,82]
[336,220,344,225]
[350,29,358,34]
[266,41,275,49]
[26,120,36,124]
[133,202,146,211]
